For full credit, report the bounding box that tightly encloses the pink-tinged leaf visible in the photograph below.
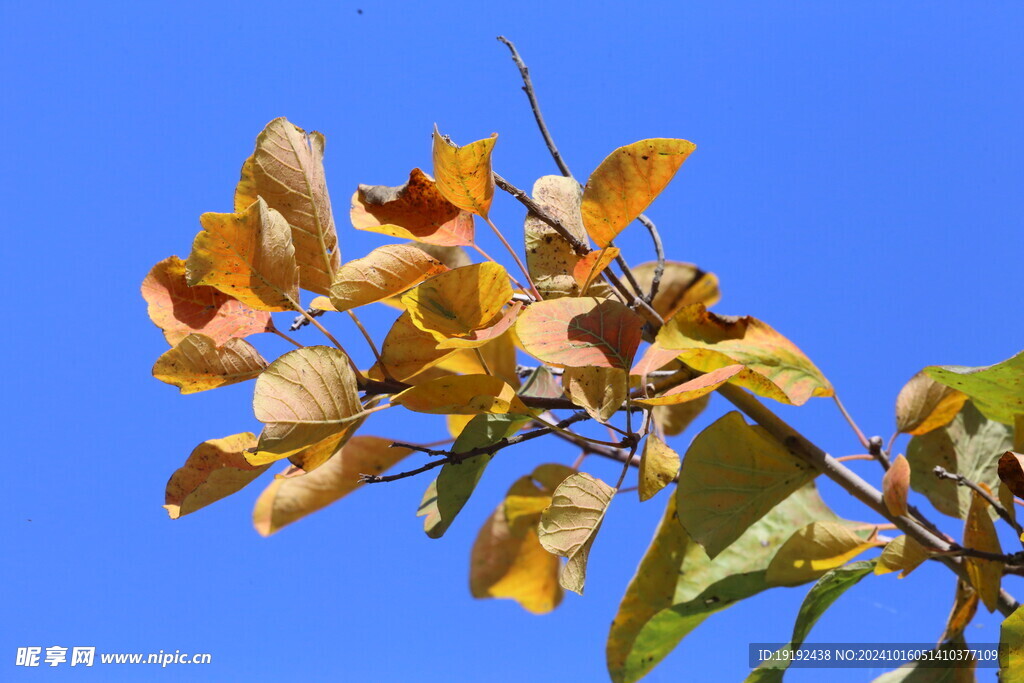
[634,365,743,407]
[516,297,644,370]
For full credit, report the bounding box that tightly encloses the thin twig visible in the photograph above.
[496,36,573,178]
[611,250,645,298]
[868,435,891,470]
[636,214,665,303]
[833,394,870,451]
[933,466,1024,537]
[290,306,325,331]
[346,310,386,369]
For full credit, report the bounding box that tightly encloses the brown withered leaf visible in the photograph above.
[432,126,497,218]
[351,168,475,247]
[998,451,1024,499]
[328,244,448,312]
[631,261,721,320]
[152,334,268,394]
[963,486,1003,612]
[165,432,269,519]
[141,256,272,346]
[253,437,413,536]
[186,197,300,311]
[516,297,644,370]
[882,453,911,517]
[250,118,339,295]
[896,371,968,435]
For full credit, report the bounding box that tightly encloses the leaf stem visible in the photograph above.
[269,324,304,349]
[637,214,665,303]
[933,465,1024,538]
[472,347,494,376]
[470,243,531,296]
[832,394,870,451]
[483,216,542,301]
[346,309,388,372]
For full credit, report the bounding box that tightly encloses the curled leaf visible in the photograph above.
[941,580,980,643]
[434,302,523,350]
[374,311,459,382]
[638,435,680,502]
[538,472,615,595]
[895,370,968,435]
[165,433,268,519]
[633,365,743,407]
[152,334,267,394]
[431,126,497,218]
[882,453,911,517]
[328,244,448,312]
[517,297,644,370]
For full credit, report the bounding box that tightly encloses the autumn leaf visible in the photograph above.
[392,375,528,415]
[401,262,513,340]
[538,472,615,594]
[676,411,817,559]
[152,334,267,394]
[248,117,339,295]
[328,244,448,312]
[764,521,882,586]
[141,256,271,346]
[630,261,721,320]
[373,311,459,382]
[638,435,680,502]
[926,351,1024,425]
[562,366,628,423]
[434,302,523,350]
[518,366,564,400]
[410,242,472,269]
[431,125,497,218]
[350,168,474,247]
[186,197,300,311]
[517,297,644,370]
[580,139,696,247]
[1000,603,1024,681]
[999,452,1024,498]
[963,487,1003,612]
[436,329,521,387]
[657,304,833,406]
[941,580,980,643]
[633,365,743,407]
[896,371,968,435]
[882,453,911,517]
[251,347,362,461]
[874,535,932,578]
[572,246,619,291]
[252,437,413,536]
[654,394,710,438]
[164,433,268,519]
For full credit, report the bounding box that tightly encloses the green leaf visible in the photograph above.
[538,472,615,595]
[746,561,875,682]
[927,351,1024,425]
[1001,605,1024,682]
[676,411,817,559]
[907,402,1013,519]
[608,483,840,683]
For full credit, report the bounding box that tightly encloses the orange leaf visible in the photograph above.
[516,297,644,370]
[581,139,696,247]
[350,168,475,247]
[141,256,272,346]
[630,342,681,378]
[882,454,911,517]
[633,365,743,407]
[432,126,497,218]
[964,486,1003,612]
[328,244,449,312]
[165,433,269,519]
[572,247,620,291]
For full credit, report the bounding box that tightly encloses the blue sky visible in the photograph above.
[2,1,1023,681]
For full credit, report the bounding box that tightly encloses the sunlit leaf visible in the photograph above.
[252,437,413,536]
[186,197,299,311]
[677,411,817,559]
[436,329,520,387]
[152,334,267,394]
[746,561,875,682]
[350,168,474,246]
[233,155,258,212]
[517,297,644,370]
[608,483,840,683]
[1000,603,1024,682]
[883,454,912,517]
[896,371,968,435]
[633,365,743,407]
[165,432,268,519]
[401,262,512,340]
[249,117,339,295]
[562,366,628,423]
[765,521,882,586]
[581,138,696,247]
[630,342,681,379]
[631,261,721,320]
[638,435,680,502]
[392,375,528,415]
[431,125,497,218]
[963,486,1003,612]
[940,580,979,643]
[874,535,932,578]
[251,347,361,461]
[572,246,620,291]
[434,302,523,350]
[141,256,272,346]
[907,402,1013,519]
[328,244,448,312]
[373,311,458,382]
[538,472,615,594]
[657,304,833,406]
[309,296,336,312]
[926,351,1024,426]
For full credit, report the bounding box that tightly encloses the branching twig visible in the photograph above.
[636,214,665,303]
[933,465,1024,537]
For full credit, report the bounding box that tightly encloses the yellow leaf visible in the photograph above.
[657,304,833,406]
[896,370,968,435]
[538,472,615,594]
[431,125,497,218]
[350,168,475,247]
[1002,603,1024,682]
[446,414,475,439]
[434,302,523,350]
[251,347,362,461]
[653,393,710,438]
[372,311,459,382]
[516,297,644,370]
[437,330,520,387]
[152,334,268,394]
[233,155,258,212]
[765,521,883,586]
[141,256,272,346]
[309,296,337,312]
[328,244,448,312]
[941,580,980,642]
[392,375,527,415]
[964,487,1003,612]
[186,197,300,312]
[286,430,348,472]
[580,139,696,247]
[562,366,628,423]
[630,261,721,320]
[638,435,680,502]
[249,118,339,295]
[401,262,513,339]
[572,246,620,291]
[882,453,912,517]
[633,365,743,407]
[252,437,413,536]
[874,535,932,578]
[165,433,268,519]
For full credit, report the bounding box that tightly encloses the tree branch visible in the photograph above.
[933,465,1024,538]
[636,214,665,303]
